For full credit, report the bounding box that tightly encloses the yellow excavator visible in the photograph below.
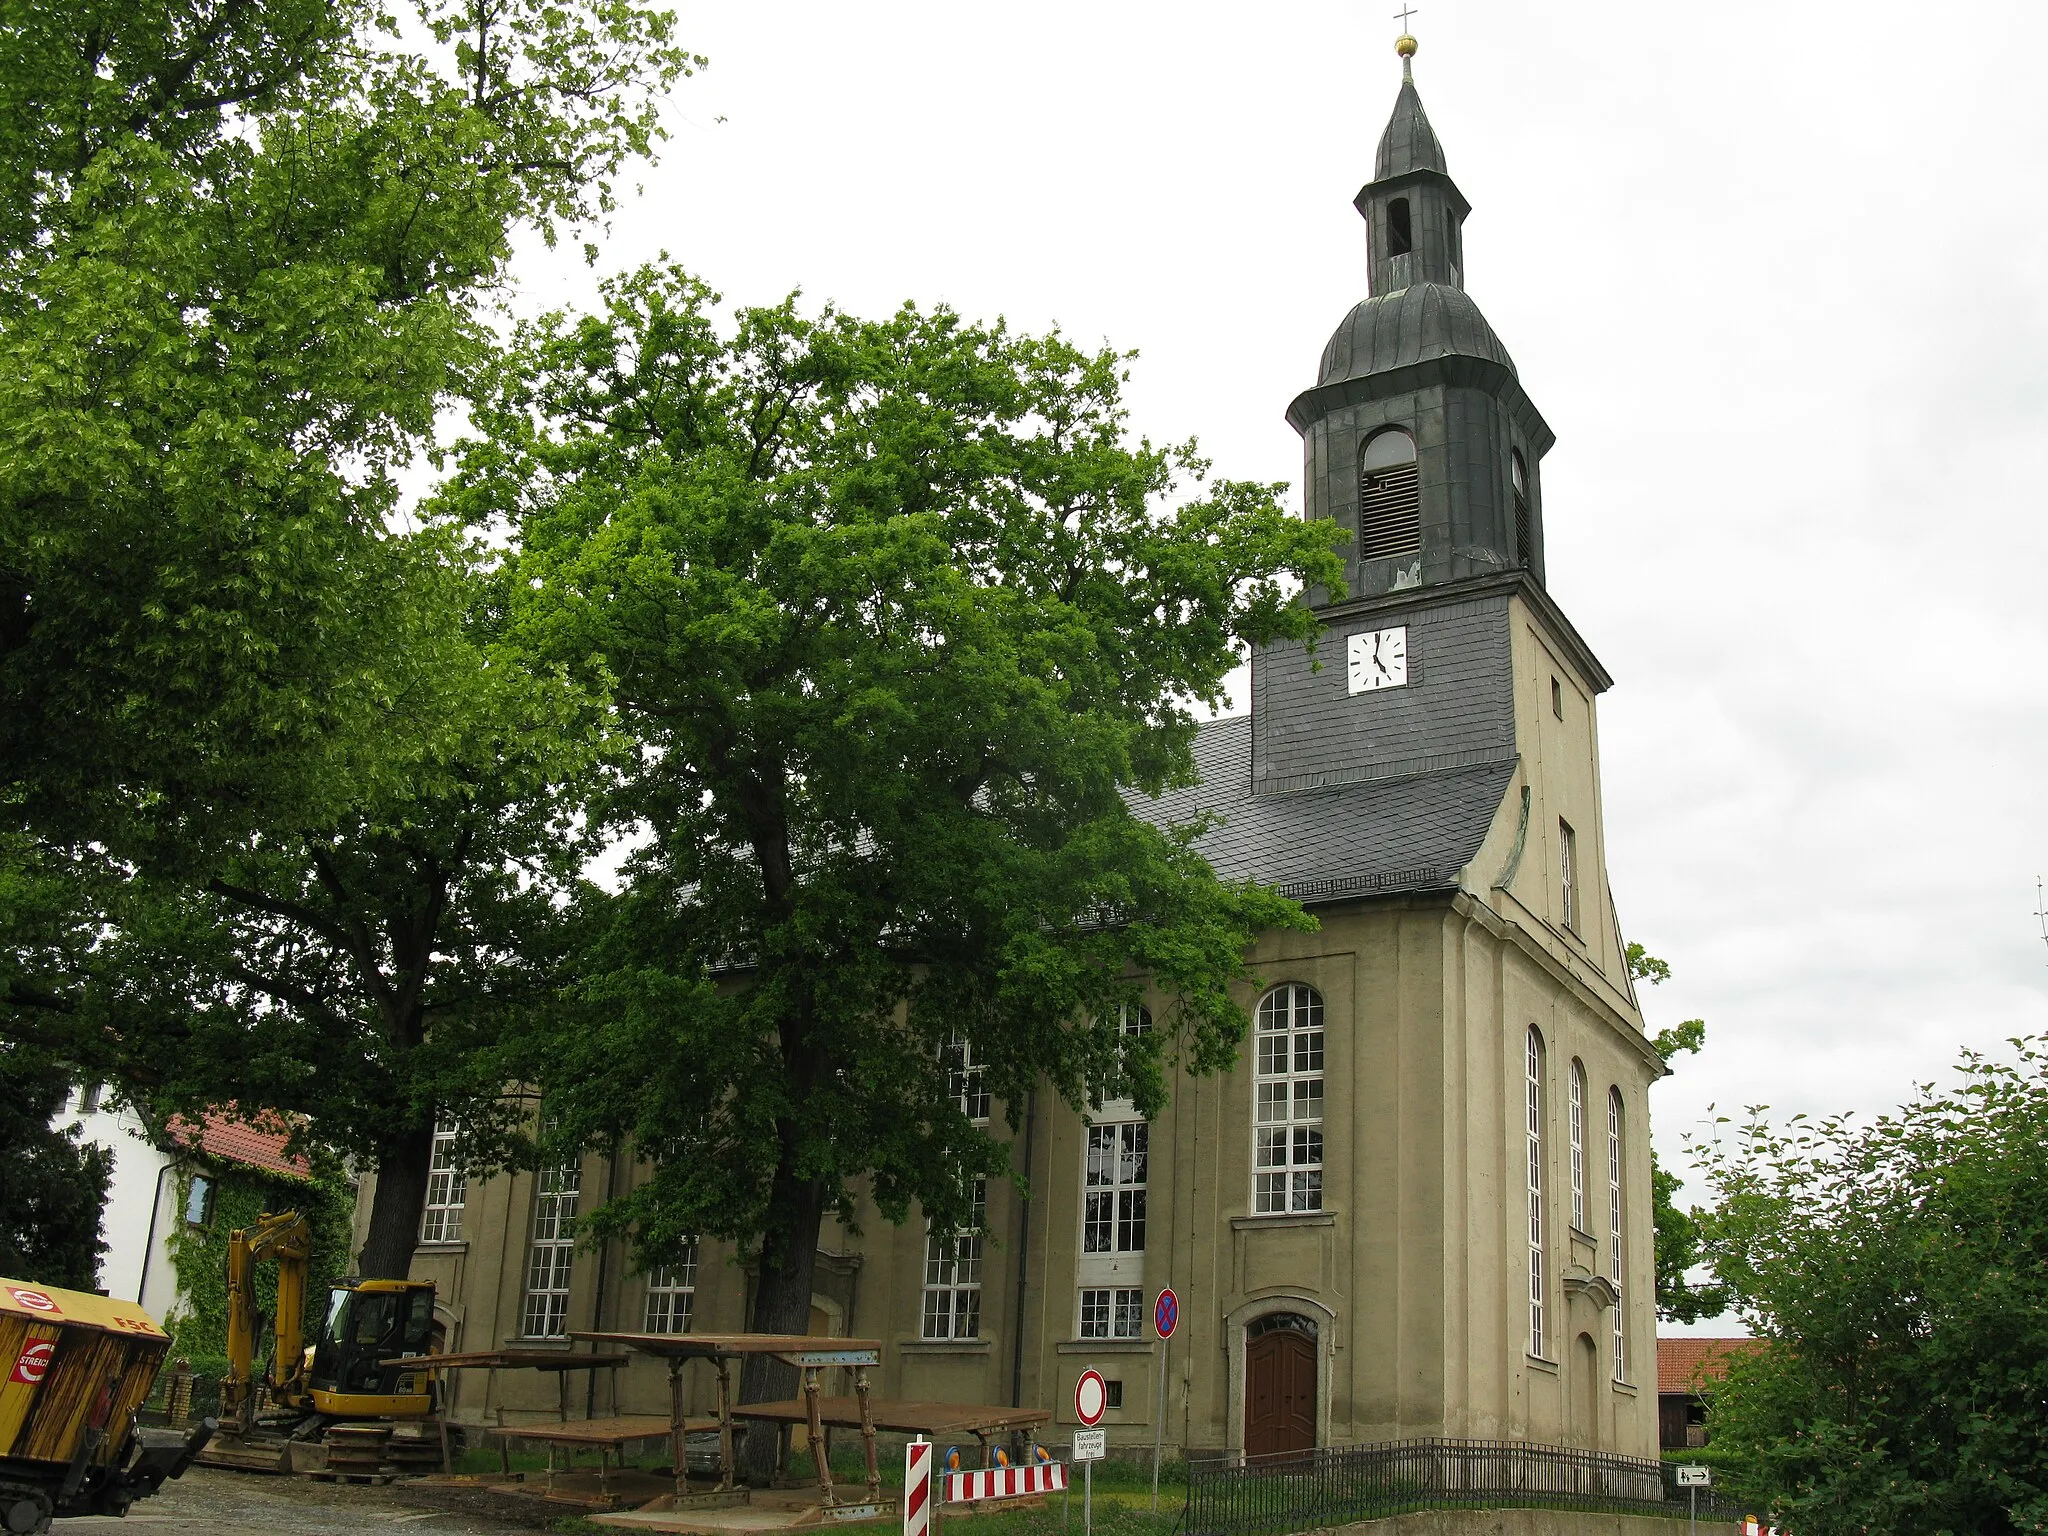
[201,1211,438,1471]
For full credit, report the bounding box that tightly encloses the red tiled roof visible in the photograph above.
[167,1109,312,1180]
[1657,1336,1763,1395]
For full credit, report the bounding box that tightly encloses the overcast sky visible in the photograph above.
[513,0,2048,1330]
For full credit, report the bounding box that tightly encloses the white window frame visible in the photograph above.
[1567,1062,1586,1234]
[1083,1122,1148,1256]
[921,1177,986,1340]
[521,1159,581,1338]
[1253,985,1325,1215]
[944,1032,990,1125]
[1608,1087,1627,1383]
[1078,1286,1145,1340]
[644,1239,699,1334]
[420,1116,467,1244]
[1559,819,1578,932]
[1526,1027,1546,1359]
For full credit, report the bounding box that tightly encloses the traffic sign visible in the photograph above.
[1154,1288,1178,1340]
[1071,1430,1107,1462]
[904,1439,933,1536]
[1676,1465,1711,1487]
[1074,1368,1107,1426]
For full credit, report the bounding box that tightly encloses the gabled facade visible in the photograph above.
[364,41,1661,1462]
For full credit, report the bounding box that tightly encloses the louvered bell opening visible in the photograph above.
[1515,494,1533,568]
[1359,462,1422,562]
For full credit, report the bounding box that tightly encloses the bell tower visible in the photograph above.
[1252,34,1605,799]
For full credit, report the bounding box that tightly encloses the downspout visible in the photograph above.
[135,1159,174,1313]
[1008,1091,1037,1408]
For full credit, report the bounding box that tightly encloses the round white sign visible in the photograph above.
[1074,1367,1107,1427]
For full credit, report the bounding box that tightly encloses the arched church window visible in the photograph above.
[1387,197,1413,256]
[1567,1060,1586,1233]
[1525,1026,1546,1359]
[1254,985,1324,1214]
[1511,450,1532,567]
[1608,1087,1627,1383]
[1358,427,1421,563]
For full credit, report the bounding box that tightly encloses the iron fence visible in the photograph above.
[1185,1438,1747,1535]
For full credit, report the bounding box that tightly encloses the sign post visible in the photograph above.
[905,1437,933,1536]
[1676,1463,1710,1536]
[1150,1288,1178,1512]
[1074,1369,1107,1536]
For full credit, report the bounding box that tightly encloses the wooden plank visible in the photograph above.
[572,1332,883,1361]
[381,1350,632,1372]
[488,1414,711,1449]
[728,1398,1051,1436]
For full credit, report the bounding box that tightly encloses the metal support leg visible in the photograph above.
[669,1359,688,1496]
[855,1367,879,1504]
[804,1365,833,1505]
[716,1358,735,1493]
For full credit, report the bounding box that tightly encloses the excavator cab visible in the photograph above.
[306,1280,436,1418]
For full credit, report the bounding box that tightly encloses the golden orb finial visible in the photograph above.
[1395,33,1418,59]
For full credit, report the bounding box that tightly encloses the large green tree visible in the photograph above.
[0,0,690,1269]
[1694,1037,2048,1535]
[446,266,1344,1462]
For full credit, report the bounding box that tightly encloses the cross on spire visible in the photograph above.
[1392,7,1419,79]
[1394,5,1417,34]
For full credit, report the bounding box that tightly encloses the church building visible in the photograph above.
[367,40,1663,1463]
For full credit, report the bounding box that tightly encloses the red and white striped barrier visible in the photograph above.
[904,1440,933,1536]
[943,1462,1068,1502]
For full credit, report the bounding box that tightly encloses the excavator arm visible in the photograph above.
[220,1211,313,1430]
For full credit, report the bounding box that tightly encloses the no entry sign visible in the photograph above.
[1074,1367,1107,1427]
[1154,1288,1178,1340]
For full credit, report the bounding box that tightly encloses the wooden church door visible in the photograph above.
[1244,1314,1317,1458]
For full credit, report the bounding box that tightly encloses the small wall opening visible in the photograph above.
[1387,198,1413,256]
[1512,449,1532,568]
[1358,427,1420,561]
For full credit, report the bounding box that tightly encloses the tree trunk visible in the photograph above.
[736,1160,831,1484]
[356,1122,437,1279]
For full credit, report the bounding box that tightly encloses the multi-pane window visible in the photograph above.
[1567,1063,1586,1234]
[1084,1123,1147,1254]
[644,1240,699,1334]
[420,1117,466,1244]
[521,1159,580,1338]
[1608,1088,1627,1383]
[921,1177,986,1340]
[944,1033,990,1124]
[1559,820,1578,932]
[1526,1028,1546,1359]
[1078,1287,1145,1340]
[1254,985,1325,1214]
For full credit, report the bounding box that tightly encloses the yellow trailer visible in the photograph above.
[0,1280,210,1536]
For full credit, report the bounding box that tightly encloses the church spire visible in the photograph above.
[1355,33,1469,295]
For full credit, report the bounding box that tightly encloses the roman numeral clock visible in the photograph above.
[1347,626,1408,693]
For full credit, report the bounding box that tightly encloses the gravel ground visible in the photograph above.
[59,1466,568,1536]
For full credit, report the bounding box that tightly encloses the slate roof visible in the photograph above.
[1317,282,1516,388]
[167,1109,311,1180]
[1375,78,1448,179]
[1130,716,1515,904]
[1656,1337,1763,1395]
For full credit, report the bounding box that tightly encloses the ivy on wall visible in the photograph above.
[162,1155,355,1375]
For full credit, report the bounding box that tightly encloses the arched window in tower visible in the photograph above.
[1387,197,1413,256]
[1608,1087,1627,1383]
[1359,427,1421,563]
[1512,450,1532,567]
[1526,1026,1547,1359]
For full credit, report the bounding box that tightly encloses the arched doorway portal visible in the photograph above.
[1244,1313,1318,1458]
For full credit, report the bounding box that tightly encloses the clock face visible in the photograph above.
[1346,626,1409,694]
